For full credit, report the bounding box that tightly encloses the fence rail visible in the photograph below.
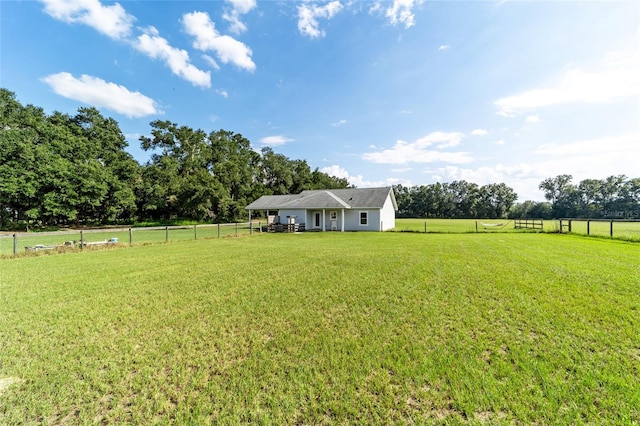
[0,222,268,256]
[514,218,544,230]
[559,218,640,240]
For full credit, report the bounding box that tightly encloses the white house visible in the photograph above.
[245,187,398,232]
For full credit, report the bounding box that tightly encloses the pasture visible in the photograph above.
[1,232,639,424]
[393,218,560,234]
[0,223,253,257]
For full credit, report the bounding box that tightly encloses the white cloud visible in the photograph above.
[535,134,636,157]
[471,129,488,136]
[321,165,412,188]
[438,45,450,51]
[260,135,295,146]
[134,27,211,88]
[183,11,256,72]
[495,50,640,116]
[223,0,257,34]
[202,54,221,70]
[363,132,472,164]
[40,1,213,88]
[384,0,424,29]
[492,139,505,145]
[434,132,640,201]
[40,0,134,40]
[41,72,159,118]
[525,115,540,123]
[332,119,347,127]
[297,1,344,38]
[216,89,229,98]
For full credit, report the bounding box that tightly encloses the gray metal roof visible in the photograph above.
[245,187,397,210]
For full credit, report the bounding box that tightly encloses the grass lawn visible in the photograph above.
[1,232,639,424]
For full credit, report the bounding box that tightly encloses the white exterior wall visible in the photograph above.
[380,195,396,230]
[273,192,396,231]
[277,209,306,225]
[343,209,380,231]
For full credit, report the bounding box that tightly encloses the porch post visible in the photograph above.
[322,209,326,231]
[341,209,345,232]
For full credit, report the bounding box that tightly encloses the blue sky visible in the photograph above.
[2,0,638,201]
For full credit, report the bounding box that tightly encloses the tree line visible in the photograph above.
[535,174,640,219]
[393,174,640,221]
[393,182,518,219]
[0,89,348,229]
[3,88,637,229]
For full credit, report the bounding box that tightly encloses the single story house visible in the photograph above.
[245,187,397,232]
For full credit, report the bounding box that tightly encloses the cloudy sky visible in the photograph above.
[2,0,638,201]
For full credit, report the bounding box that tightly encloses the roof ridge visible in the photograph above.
[325,190,351,208]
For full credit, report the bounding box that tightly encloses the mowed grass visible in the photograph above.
[1,233,639,424]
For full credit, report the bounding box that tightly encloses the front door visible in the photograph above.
[314,212,321,229]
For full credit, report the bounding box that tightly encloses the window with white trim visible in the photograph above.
[359,211,368,225]
[330,211,337,220]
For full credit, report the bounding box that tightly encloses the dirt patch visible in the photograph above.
[0,377,24,395]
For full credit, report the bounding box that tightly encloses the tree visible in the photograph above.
[0,91,45,227]
[309,168,350,190]
[539,175,577,218]
[207,130,261,222]
[476,183,517,218]
[140,120,214,220]
[508,200,553,219]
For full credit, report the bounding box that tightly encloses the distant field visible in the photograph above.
[560,219,640,241]
[1,232,638,423]
[393,218,561,233]
[0,223,253,257]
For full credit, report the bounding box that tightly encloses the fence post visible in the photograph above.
[235,222,238,237]
[166,226,169,242]
[250,221,253,235]
[587,220,590,236]
[13,233,17,256]
[475,221,478,233]
[424,222,427,233]
[610,220,614,238]
[194,224,197,240]
[568,220,572,233]
[129,228,132,246]
[80,230,84,250]
[259,221,262,233]
[218,223,220,238]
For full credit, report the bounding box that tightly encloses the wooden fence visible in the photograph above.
[514,218,544,230]
[0,222,268,257]
[559,218,640,239]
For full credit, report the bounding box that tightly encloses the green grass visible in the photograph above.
[1,232,639,424]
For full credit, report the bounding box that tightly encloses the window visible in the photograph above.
[359,211,368,226]
[330,211,337,220]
